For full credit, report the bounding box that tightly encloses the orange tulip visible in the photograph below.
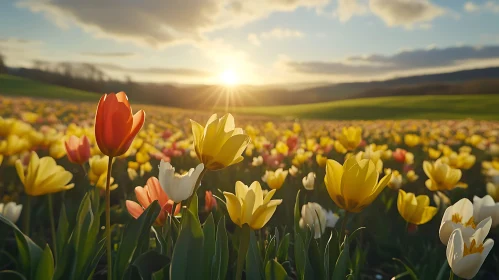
[95,92,145,157]
[204,190,217,212]
[126,177,180,226]
[65,135,91,165]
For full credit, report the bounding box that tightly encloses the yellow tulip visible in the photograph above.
[88,155,118,191]
[191,113,250,170]
[397,190,437,225]
[406,170,419,182]
[275,141,289,155]
[0,135,31,156]
[404,134,420,147]
[128,161,140,170]
[428,148,441,159]
[337,126,362,151]
[423,160,465,191]
[486,183,499,202]
[49,140,66,159]
[316,154,328,167]
[223,181,282,230]
[136,151,150,164]
[325,157,391,213]
[262,168,288,190]
[16,151,74,196]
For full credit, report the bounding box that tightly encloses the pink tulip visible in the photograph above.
[126,177,180,226]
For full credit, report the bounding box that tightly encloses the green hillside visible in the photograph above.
[234,95,499,120]
[0,74,99,101]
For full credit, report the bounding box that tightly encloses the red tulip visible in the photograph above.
[204,191,217,212]
[393,148,407,163]
[126,177,180,226]
[64,135,91,165]
[95,92,145,157]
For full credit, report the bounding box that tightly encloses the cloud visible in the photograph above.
[369,0,445,28]
[95,63,211,77]
[248,28,304,46]
[285,44,499,78]
[335,0,368,22]
[463,1,499,13]
[247,34,261,46]
[18,0,328,47]
[80,52,136,58]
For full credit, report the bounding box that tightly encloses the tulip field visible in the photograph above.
[0,93,499,280]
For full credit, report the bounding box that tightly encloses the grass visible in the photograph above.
[234,94,499,120]
[0,74,99,101]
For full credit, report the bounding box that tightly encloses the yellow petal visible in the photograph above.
[223,192,242,227]
[241,190,255,225]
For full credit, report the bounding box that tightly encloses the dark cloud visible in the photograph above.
[369,0,445,27]
[287,45,499,76]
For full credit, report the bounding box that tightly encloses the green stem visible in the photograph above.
[105,156,114,280]
[340,212,350,244]
[449,270,454,280]
[185,168,207,208]
[48,194,57,261]
[236,224,251,280]
[23,195,31,236]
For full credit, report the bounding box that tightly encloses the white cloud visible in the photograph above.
[18,0,328,48]
[463,1,499,13]
[247,28,304,46]
[248,33,261,46]
[369,0,445,28]
[335,0,368,22]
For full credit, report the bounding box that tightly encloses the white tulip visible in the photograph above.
[302,172,315,190]
[158,161,205,203]
[251,156,263,167]
[326,211,340,228]
[288,165,299,177]
[446,219,494,279]
[473,195,499,227]
[299,202,327,239]
[0,202,23,223]
[439,198,490,244]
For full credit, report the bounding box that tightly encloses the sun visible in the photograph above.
[219,69,239,86]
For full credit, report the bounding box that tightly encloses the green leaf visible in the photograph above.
[324,233,333,280]
[115,201,161,280]
[152,265,169,280]
[309,240,323,280]
[293,190,302,235]
[276,233,290,263]
[0,270,28,280]
[203,213,216,278]
[34,245,54,280]
[170,208,204,280]
[132,250,170,280]
[293,232,309,280]
[246,230,264,280]
[263,235,277,266]
[212,216,228,280]
[55,203,69,264]
[392,258,418,280]
[265,260,289,280]
[0,215,43,279]
[332,235,350,280]
[188,193,199,224]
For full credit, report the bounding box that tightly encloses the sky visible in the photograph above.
[1,0,499,85]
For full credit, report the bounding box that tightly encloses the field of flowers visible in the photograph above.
[0,93,498,280]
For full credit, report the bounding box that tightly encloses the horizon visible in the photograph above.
[1,0,499,86]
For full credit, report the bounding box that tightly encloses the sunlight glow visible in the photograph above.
[219,69,239,86]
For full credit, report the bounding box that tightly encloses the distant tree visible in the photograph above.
[0,53,7,74]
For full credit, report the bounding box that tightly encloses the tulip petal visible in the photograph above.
[241,190,256,225]
[126,200,144,219]
[224,192,242,227]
